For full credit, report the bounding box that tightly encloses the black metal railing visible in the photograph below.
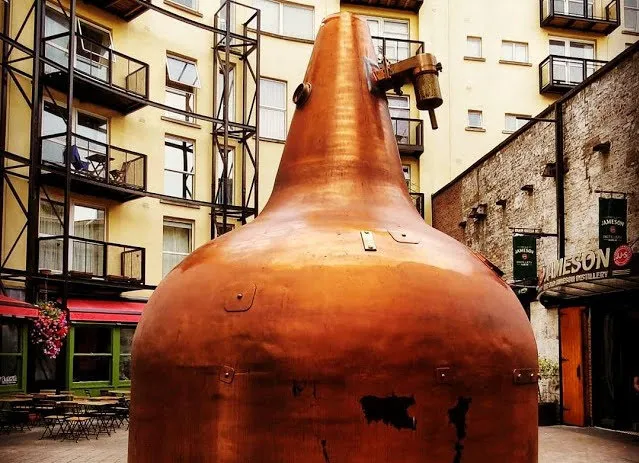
[539,55,607,93]
[40,132,147,190]
[38,236,145,283]
[391,117,423,150]
[540,0,620,26]
[43,30,149,98]
[410,192,425,218]
[371,36,424,64]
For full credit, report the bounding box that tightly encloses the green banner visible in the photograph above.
[599,198,627,251]
[513,235,537,281]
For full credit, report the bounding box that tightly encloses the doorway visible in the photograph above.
[560,307,586,426]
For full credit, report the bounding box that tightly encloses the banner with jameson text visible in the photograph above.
[599,197,627,251]
[513,235,537,281]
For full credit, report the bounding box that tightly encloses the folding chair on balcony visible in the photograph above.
[62,145,90,173]
[109,160,131,186]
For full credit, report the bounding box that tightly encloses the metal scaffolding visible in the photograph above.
[0,0,260,306]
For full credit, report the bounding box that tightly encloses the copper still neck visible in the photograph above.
[262,14,433,222]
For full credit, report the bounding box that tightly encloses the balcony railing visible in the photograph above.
[38,235,145,284]
[41,132,147,191]
[42,30,149,113]
[391,117,424,156]
[410,192,425,219]
[371,36,424,64]
[539,55,607,93]
[540,0,620,34]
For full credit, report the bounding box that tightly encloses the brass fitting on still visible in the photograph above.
[372,53,443,130]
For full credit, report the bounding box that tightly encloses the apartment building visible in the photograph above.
[0,0,637,393]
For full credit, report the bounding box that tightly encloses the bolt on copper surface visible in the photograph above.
[129,12,538,463]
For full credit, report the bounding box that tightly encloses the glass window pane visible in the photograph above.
[39,200,64,236]
[119,354,131,381]
[165,138,195,172]
[216,64,235,122]
[366,19,380,36]
[259,108,286,140]
[163,223,192,253]
[382,20,409,39]
[259,78,286,110]
[170,0,197,9]
[550,39,566,55]
[73,205,105,240]
[164,170,194,199]
[505,114,517,132]
[0,356,21,385]
[466,37,481,57]
[120,328,135,354]
[625,9,638,30]
[166,56,201,88]
[514,43,528,62]
[468,111,482,127]
[0,322,21,353]
[74,326,112,354]
[282,4,313,40]
[254,0,280,34]
[73,356,111,382]
[502,42,513,61]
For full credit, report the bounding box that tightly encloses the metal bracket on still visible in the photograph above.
[513,368,538,385]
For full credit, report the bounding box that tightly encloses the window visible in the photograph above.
[504,114,530,133]
[215,222,235,237]
[73,325,112,382]
[388,95,410,144]
[549,38,596,85]
[164,137,195,200]
[366,17,410,63]
[253,0,314,40]
[216,148,235,206]
[216,63,235,122]
[501,41,528,63]
[259,78,287,140]
[119,327,134,381]
[0,321,23,388]
[38,201,105,276]
[554,0,593,16]
[626,0,639,31]
[467,110,483,129]
[165,55,201,123]
[466,36,482,58]
[169,0,198,10]
[163,220,192,277]
[44,8,113,83]
[402,164,411,190]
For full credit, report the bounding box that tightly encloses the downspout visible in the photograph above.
[554,100,565,424]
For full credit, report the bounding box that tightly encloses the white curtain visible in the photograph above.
[259,79,286,140]
[282,4,314,40]
[254,0,280,34]
[162,222,191,277]
[72,206,105,276]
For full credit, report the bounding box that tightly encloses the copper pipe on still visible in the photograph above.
[129,12,538,462]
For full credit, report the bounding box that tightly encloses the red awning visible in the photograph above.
[67,299,146,323]
[0,295,39,318]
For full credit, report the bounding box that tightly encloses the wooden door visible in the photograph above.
[560,307,585,426]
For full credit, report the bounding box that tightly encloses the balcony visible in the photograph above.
[410,192,425,219]
[42,31,149,114]
[392,117,423,157]
[539,55,607,94]
[341,0,423,12]
[40,132,147,201]
[38,235,145,290]
[371,36,424,64]
[540,0,620,34]
[83,0,149,21]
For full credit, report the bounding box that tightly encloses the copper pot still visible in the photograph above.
[129,12,538,463]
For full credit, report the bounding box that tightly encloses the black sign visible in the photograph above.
[513,235,537,281]
[599,197,627,251]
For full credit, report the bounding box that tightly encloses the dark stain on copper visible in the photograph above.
[292,381,304,397]
[320,439,330,463]
[359,395,417,430]
[448,397,472,463]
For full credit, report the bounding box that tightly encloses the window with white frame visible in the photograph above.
[253,0,314,40]
[554,0,593,17]
[625,0,639,31]
[169,0,198,10]
[504,114,530,133]
[467,110,483,129]
[549,38,596,85]
[366,17,410,63]
[387,95,410,144]
[164,136,195,200]
[162,220,192,277]
[466,36,482,58]
[402,164,411,190]
[259,78,286,140]
[501,41,529,63]
[165,55,201,123]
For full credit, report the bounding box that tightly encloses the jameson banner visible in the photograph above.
[599,197,627,251]
[513,235,537,281]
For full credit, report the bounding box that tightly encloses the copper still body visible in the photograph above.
[129,13,538,462]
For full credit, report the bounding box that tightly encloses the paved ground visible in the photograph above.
[0,425,638,462]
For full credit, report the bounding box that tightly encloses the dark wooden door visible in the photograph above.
[560,307,585,426]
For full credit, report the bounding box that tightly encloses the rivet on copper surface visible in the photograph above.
[237,293,243,299]
[293,82,312,108]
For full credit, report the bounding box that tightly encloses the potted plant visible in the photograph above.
[31,301,69,359]
[538,357,559,426]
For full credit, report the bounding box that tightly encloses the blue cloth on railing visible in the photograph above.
[64,145,89,171]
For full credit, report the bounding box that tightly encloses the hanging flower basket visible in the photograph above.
[31,301,69,359]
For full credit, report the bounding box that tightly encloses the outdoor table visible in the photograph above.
[0,398,33,433]
[73,400,118,437]
[107,390,131,397]
[0,397,32,404]
[86,153,114,179]
[44,394,70,400]
[87,396,120,401]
